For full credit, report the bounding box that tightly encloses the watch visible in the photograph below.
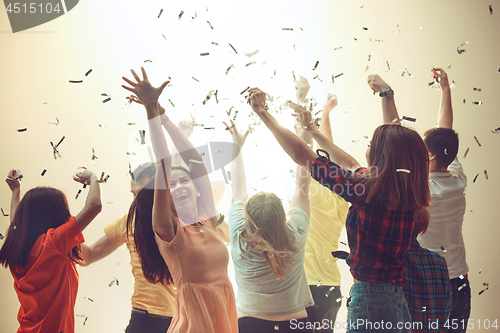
[379,88,394,98]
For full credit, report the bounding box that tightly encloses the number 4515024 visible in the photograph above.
[6,3,62,14]
[444,319,499,330]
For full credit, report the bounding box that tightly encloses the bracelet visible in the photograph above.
[303,121,314,130]
[217,214,225,226]
[379,88,394,98]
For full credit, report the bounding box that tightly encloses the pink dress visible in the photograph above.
[155,218,238,333]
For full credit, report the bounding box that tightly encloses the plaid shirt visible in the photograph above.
[311,153,414,284]
[402,239,452,332]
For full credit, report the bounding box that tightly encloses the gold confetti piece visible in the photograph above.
[282,28,293,31]
[200,52,209,56]
[144,59,153,63]
[463,147,470,158]
[162,34,167,40]
[474,136,481,146]
[334,46,343,51]
[207,21,214,29]
[226,64,234,75]
[245,61,256,67]
[245,50,259,57]
[211,41,218,45]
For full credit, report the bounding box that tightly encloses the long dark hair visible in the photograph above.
[0,187,83,267]
[361,124,432,212]
[127,177,174,285]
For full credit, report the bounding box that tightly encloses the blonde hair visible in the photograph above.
[240,192,300,280]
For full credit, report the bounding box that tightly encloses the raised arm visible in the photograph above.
[290,102,360,171]
[367,74,400,124]
[171,118,195,166]
[80,235,119,265]
[318,94,337,143]
[74,168,102,232]
[224,119,250,202]
[122,67,178,241]
[5,170,21,224]
[432,68,453,129]
[289,128,312,216]
[248,88,317,171]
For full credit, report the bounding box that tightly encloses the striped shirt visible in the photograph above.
[402,239,452,332]
[310,151,415,284]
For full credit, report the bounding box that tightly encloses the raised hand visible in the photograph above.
[73,167,96,185]
[323,93,338,114]
[431,68,450,92]
[5,169,21,192]
[122,67,169,108]
[247,88,267,115]
[367,74,391,94]
[223,119,251,148]
[290,102,314,131]
[295,75,310,103]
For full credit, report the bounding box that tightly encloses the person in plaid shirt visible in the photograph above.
[402,208,452,332]
[247,86,432,333]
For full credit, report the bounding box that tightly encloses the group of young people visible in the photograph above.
[0,67,470,333]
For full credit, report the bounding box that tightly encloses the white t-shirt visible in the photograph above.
[418,159,468,279]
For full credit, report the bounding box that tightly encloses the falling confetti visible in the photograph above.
[83,297,94,302]
[1,208,9,216]
[440,246,447,253]
[473,87,482,92]
[69,80,83,83]
[168,99,175,107]
[325,286,335,297]
[463,148,470,158]
[474,136,481,147]
[178,10,184,20]
[16,128,27,132]
[484,170,489,180]
[245,61,256,67]
[282,28,293,31]
[473,101,482,105]
[207,21,214,29]
[200,52,209,56]
[491,127,500,133]
[473,173,479,183]
[312,61,319,71]
[489,5,493,15]
[228,43,237,54]
[48,117,60,127]
[85,69,92,76]
[75,189,82,199]
[402,116,416,122]
[158,9,163,18]
[102,97,111,103]
[226,64,234,75]
[41,167,49,176]
[202,91,212,105]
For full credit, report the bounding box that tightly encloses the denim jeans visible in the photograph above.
[448,277,471,333]
[346,282,412,333]
[306,285,342,332]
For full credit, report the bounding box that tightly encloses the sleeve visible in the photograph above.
[448,159,467,184]
[47,216,85,254]
[310,155,366,206]
[228,201,246,243]
[103,214,129,247]
[287,207,310,246]
[154,218,186,257]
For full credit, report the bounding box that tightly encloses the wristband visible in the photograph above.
[379,88,394,98]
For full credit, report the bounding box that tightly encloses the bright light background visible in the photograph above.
[1,0,499,332]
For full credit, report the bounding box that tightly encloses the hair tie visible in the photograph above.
[396,169,411,173]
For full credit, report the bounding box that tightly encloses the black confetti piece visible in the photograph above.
[200,52,209,56]
[0,233,4,240]
[178,10,184,19]
[492,127,500,134]
[440,246,447,253]
[312,61,319,71]
[158,9,163,18]
[1,208,8,216]
[228,43,237,54]
[334,73,344,79]
[226,64,234,75]
[402,116,416,122]
[473,87,482,92]
[473,173,479,183]
[16,128,27,132]
[474,136,481,146]
[41,167,49,176]
[240,87,250,95]
[75,189,82,199]
[484,170,489,180]
[85,69,92,76]
[473,101,482,105]
[102,97,111,103]
[489,5,493,15]
[362,27,368,30]
[69,80,83,83]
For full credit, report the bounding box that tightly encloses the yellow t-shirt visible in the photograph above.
[304,178,349,286]
[103,214,177,317]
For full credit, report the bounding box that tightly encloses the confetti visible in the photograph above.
[48,117,60,127]
[16,128,27,132]
[313,74,322,82]
[336,297,342,303]
[463,99,466,104]
[317,280,322,287]
[162,34,167,40]
[83,297,94,302]
[75,189,82,199]
[245,50,259,57]
[489,5,493,15]
[91,148,97,161]
[473,101,482,105]
[233,110,239,121]
[102,97,111,103]
[144,59,153,63]
[69,80,83,83]
[204,127,215,130]
[325,286,335,297]
[240,87,250,95]
[374,39,383,42]
[157,9,163,18]
[362,27,368,30]
[484,170,489,180]
[202,91,212,105]
[463,148,469,158]
[245,61,256,67]
[396,169,411,173]
[227,171,231,181]
[473,173,479,183]
[479,289,487,295]
[334,73,344,79]
[41,167,49,176]
[200,52,209,56]
[50,136,65,159]
[474,136,481,147]
[189,159,202,164]
[440,246,447,253]
[484,282,489,287]
[360,4,365,8]
[422,307,427,312]
[333,46,343,51]
[459,275,465,279]
[85,69,92,76]
[226,64,234,75]
[178,10,184,20]
[1,208,8,216]
[473,87,482,92]
[126,152,137,156]
[83,317,88,326]
[98,124,108,128]
[127,122,136,126]
[42,102,49,104]
[168,99,175,107]
[193,123,205,127]
[108,277,119,287]
[275,324,280,330]
[402,116,416,122]
[491,127,500,133]
[211,41,218,45]
[207,21,214,29]
[457,41,468,54]
[228,43,237,54]
[331,250,349,259]
[192,77,199,82]
[282,28,293,31]
[312,61,319,71]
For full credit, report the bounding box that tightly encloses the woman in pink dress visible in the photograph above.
[122,67,238,333]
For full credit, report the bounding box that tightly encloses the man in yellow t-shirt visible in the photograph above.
[81,163,177,332]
